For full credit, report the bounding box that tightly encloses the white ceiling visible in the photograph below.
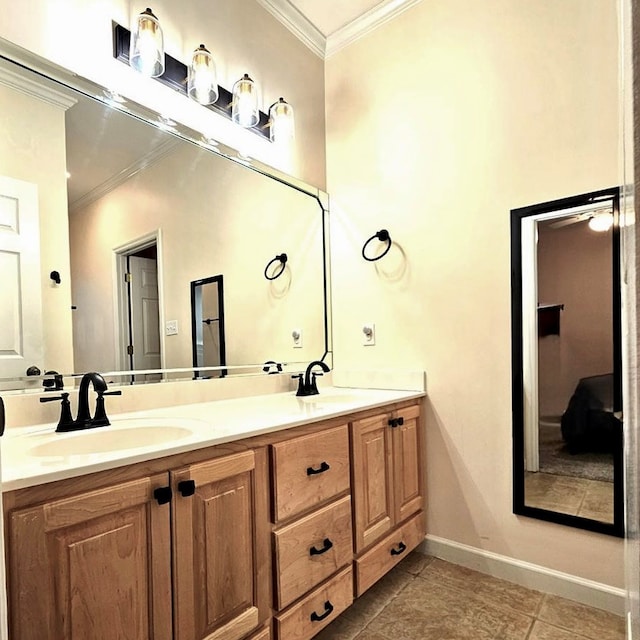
[255,0,423,57]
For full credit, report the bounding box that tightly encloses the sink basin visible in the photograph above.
[28,423,197,457]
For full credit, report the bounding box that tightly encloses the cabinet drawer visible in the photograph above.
[275,566,353,640]
[272,425,350,522]
[355,511,425,597]
[274,496,353,609]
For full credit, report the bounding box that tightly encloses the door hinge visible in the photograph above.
[124,272,132,283]
[127,345,134,355]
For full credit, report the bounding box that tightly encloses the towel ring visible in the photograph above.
[264,253,288,280]
[362,230,391,262]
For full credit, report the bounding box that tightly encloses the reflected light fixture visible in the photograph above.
[129,7,165,77]
[269,97,295,143]
[588,212,613,232]
[188,44,218,105]
[232,74,259,128]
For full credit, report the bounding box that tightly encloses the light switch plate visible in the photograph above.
[165,320,178,336]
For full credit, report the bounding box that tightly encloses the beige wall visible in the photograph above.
[325,0,623,587]
[70,140,325,374]
[538,223,614,416]
[0,0,326,188]
[0,84,74,375]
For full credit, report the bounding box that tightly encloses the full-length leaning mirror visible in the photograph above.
[511,187,624,537]
[0,42,330,392]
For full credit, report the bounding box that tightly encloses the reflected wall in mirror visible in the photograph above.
[511,187,624,537]
[0,49,329,392]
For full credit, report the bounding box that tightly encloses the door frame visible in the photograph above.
[113,230,164,373]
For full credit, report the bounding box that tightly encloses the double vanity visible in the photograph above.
[1,384,425,640]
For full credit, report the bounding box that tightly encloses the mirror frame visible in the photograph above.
[510,186,624,537]
[0,39,333,390]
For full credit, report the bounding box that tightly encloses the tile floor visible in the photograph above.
[524,472,614,523]
[315,552,626,640]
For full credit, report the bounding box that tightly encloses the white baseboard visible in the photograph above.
[422,535,626,615]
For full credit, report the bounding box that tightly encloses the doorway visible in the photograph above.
[116,235,162,381]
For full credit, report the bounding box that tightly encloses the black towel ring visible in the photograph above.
[362,230,392,262]
[264,253,288,280]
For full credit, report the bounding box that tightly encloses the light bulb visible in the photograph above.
[130,8,165,78]
[269,97,294,143]
[188,45,218,105]
[232,74,259,128]
[588,213,613,232]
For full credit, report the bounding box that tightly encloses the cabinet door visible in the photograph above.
[8,474,172,640]
[392,405,424,524]
[172,450,265,640]
[351,413,394,552]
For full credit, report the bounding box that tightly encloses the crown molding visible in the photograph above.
[255,0,325,58]
[69,139,181,214]
[0,66,77,110]
[325,0,424,57]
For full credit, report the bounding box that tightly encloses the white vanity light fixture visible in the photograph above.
[588,211,613,232]
[187,44,219,105]
[269,97,295,143]
[231,74,259,128]
[129,7,165,77]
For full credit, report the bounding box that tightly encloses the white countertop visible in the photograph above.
[1,386,424,491]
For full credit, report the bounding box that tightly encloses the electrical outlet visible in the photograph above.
[292,328,303,348]
[165,320,178,336]
[362,323,375,346]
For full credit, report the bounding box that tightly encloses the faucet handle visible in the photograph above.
[291,374,305,396]
[310,371,324,395]
[92,389,122,427]
[40,393,75,432]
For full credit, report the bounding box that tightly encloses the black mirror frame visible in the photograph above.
[510,186,624,538]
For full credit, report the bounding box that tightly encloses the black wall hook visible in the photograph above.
[362,230,392,261]
[264,253,287,280]
[50,270,61,284]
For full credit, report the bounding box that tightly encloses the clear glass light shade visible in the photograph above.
[130,8,165,77]
[188,45,218,105]
[269,97,295,143]
[588,213,613,232]
[232,74,259,128]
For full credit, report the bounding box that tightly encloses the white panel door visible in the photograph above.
[0,176,43,379]
[129,256,161,371]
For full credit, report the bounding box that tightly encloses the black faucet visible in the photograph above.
[40,371,122,432]
[293,360,330,396]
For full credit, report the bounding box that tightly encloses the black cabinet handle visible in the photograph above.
[178,480,196,497]
[390,541,407,556]
[397,416,404,426]
[388,418,397,427]
[310,600,334,622]
[309,538,334,556]
[307,461,330,476]
[153,486,172,505]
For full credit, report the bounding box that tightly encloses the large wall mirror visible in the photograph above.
[511,187,624,537]
[0,42,330,392]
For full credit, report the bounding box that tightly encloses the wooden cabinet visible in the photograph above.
[4,398,424,640]
[351,404,425,596]
[5,449,269,640]
[7,474,172,640]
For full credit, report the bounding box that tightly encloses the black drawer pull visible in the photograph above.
[310,600,334,622]
[388,418,397,427]
[178,480,196,497]
[390,541,407,556]
[153,486,172,505]
[397,416,404,426]
[307,461,330,476]
[309,538,334,556]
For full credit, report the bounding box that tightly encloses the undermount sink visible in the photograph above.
[28,419,200,457]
